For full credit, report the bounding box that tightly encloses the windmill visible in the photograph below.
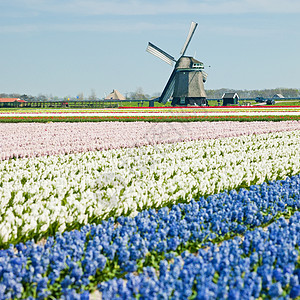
[146,21,208,106]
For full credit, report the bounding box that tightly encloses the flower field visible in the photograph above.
[1,121,300,160]
[0,106,300,123]
[0,120,300,299]
[1,106,300,114]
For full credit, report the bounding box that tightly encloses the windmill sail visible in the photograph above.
[180,21,198,56]
[159,69,176,104]
[146,42,176,66]
[202,71,208,83]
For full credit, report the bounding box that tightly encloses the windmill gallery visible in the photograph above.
[146,21,208,106]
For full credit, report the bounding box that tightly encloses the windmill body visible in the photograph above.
[146,22,208,106]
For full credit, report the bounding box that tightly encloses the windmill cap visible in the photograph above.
[176,56,204,69]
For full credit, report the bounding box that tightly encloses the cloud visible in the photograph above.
[1,0,299,35]
[5,0,300,16]
[0,24,38,34]
[0,21,180,34]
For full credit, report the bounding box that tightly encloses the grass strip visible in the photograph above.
[0,115,300,122]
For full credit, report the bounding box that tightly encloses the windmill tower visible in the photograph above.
[146,21,208,106]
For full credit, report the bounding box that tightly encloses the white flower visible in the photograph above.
[0,128,299,244]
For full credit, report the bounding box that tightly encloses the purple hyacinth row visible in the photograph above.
[0,175,299,299]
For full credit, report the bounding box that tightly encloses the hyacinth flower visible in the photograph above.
[0,129,300,247]
[98,213,300,299]
[0,174,299,298]
[1,121,299,160]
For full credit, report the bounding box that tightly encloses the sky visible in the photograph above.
[1,0,300,99]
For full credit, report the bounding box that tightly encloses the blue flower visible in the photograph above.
[70,265,83,282]
[159,260,168,277]
[129,247,141,261]
[118,249,130,264]
[227,288,240,300]
[272,268,282,282]
[167,237,180,251]
[80,291,89,300]
[61,288,81,300]
[164,252,176,260]
[37,276,48,292]
[123,261,137,273]
[290,285,300,299]
[289,275,299,287]
[268,282,283,298]
[156,240,167,253]
[61,276,75,289]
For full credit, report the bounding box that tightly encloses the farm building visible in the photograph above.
[272,93,284,99]
[105,90,126,100]
[0,98,27,108]
[222,92,239,106]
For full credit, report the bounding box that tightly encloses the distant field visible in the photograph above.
[79,99,300,107]
[274,100,300,106]
[0,106,300,122]
[1,100,300,112]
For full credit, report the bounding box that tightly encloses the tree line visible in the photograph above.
[1,87,299,102]
[205,88,300,99]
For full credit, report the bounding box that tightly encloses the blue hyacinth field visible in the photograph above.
[0,121,300,299]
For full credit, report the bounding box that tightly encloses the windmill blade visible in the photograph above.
[202,71,208,83]
[146,42,176,66]
[159,69,176,104]
[180,21,198,56]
